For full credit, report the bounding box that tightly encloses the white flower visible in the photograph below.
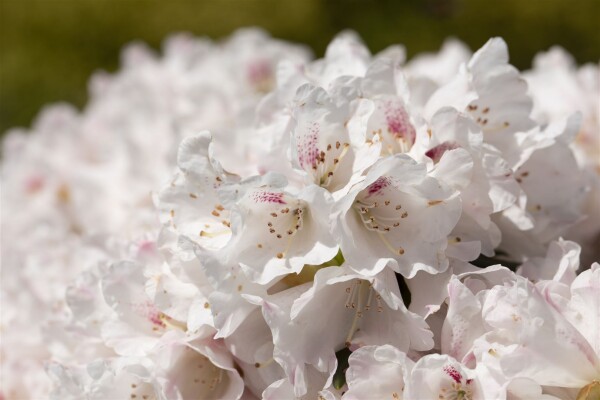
[154,331,245,400]
[405,38,471,96]
[343,345,413,400]
[562,263,600,364]
[4,27,600,400]
[304,31,371,88]
[290,84,379,196]
[518,238,580,284]
[496,115,586,260]
[226,183,338,284]
[47,357,163,400]
[417,107,517,259]
[333,154,462,277]
[101,261,187,356]
[481,276,600,388]
[360,57,418,156]
[441,276,488,364]
[406,354,481,400]
[157,131,237,253]
[525,46,599,169]
[246,265,432,396]
[424,37,534,160]
[196,251,267,339]
[223,308,284,397]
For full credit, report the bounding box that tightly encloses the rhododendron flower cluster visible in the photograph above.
[1,29,599,400]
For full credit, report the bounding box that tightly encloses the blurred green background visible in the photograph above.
[1,0,599,135]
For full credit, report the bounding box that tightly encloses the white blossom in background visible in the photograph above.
[524,47,600,267]
[1,28,599,400]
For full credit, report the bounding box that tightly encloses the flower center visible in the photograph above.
[243,188,309,261]
[354,177,409,256]
[439,365,473,400]
[296,122,351,188]
[369,98,415,156]
[439,383,472,400]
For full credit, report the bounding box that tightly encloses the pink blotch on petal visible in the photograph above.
[24,175,45,193]
[137,240,157,256]
[425,141,460,163]
[252,190,287,204]
[148,311,166,328]
[384,100,416,144]
[246,59,273,85]
[133,301,166,328]
[297,122,320,170]
[366,176,391,197]
[443,364,463,384]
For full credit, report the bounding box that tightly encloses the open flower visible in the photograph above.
[424,37,534,159]
[290,84,380,196]
[343,345,413,400]
[226,183,338,284]
[333,154,462,277]
[245,265,432,397]
[157,131,238,252]
[100,261,188,356]
[407,354,482,400]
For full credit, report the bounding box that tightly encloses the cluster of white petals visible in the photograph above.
[1,28,599,400]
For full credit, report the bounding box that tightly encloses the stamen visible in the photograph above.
[378,232,405,256]
[397,137,411,154]
[320,143,350,186]
[200,229,231,238]
[158,314,187,331]
[345,281,358,309]
[276,207,304,259]
[345,281,366,345]
[365,283,374,311]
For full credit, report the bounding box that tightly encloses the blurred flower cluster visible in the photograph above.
[1,28,599,400]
